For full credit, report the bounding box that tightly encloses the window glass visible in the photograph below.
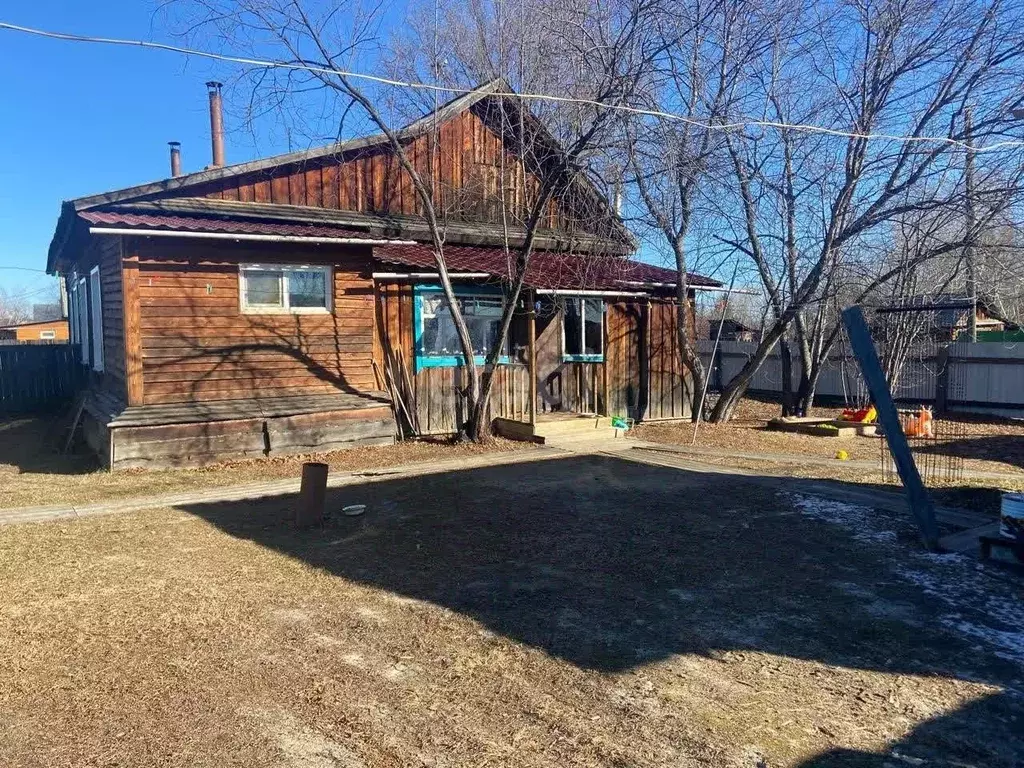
[243,270,284,307]
[564,298,582,356]
[419,290,507,360]
[40,330,56,340]
[563,297,603,360]
[287,269,327,308]
[584,298,603,356]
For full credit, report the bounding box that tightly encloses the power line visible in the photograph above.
[2,20,1023,154]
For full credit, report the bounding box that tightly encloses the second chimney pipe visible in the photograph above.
[168,141,182,177]
[207,81,225,167]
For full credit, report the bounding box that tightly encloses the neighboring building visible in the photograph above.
[708,318,758,342]
[0,318,70,343]
[46,81,719,469]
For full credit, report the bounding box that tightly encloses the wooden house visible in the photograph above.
[46,81,719,468]
[0,318,69,343]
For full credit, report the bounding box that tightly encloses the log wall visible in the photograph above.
[178,104,610,238]
[130,238,378,405]
[375,281,531,435]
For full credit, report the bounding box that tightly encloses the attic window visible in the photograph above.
[240,264,332,314]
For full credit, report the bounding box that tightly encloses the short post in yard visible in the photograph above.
[296,462,329,528]
[842,306,940,550]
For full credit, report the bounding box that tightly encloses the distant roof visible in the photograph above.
[1,318,67,330]
[374,242,720,292]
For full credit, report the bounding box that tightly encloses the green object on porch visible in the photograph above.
[611,417,629,430]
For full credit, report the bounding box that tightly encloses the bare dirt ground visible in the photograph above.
[0,415,531,509]
[633,398,1024,515]
[1,454,1022,767]
[634,397,1024,477]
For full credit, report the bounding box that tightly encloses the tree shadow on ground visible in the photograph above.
[0,411,102,476]
[179,454,1024,763]
[797,694,1022,766]
[914,433,1024,472]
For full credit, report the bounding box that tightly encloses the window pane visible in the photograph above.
[244,271,283,307]
[421,294,460,356]
[584,299,603,356]
[564,298,582,356]
[420,292,507,359]
[287,269,328,308]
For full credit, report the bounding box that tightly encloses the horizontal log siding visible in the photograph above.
[133,239,377,405]
[375,281,530,435]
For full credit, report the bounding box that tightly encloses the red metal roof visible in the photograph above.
[374,242,721,291]
[80,209,369,240]
[79,208,720,291]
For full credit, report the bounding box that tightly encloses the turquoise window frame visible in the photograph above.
[414,284,512,370]
[561,296,605,363]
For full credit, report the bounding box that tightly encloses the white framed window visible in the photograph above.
[562,297,604,362]
[89,266,104,372]
[239,264,332,314]
[39,330,56,340]
[77,276,89,365]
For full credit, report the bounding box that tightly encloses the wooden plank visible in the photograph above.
[121,255,144,406]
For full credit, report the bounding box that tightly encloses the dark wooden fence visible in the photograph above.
[0,343,85,414]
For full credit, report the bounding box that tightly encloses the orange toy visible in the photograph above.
[904,406,935,438]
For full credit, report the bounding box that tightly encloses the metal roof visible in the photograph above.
[77,206,719,292]
[374,242,721,292]
[80,209,371,241]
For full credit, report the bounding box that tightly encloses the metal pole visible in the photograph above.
[691,263,739,445]
[842,306,939,550]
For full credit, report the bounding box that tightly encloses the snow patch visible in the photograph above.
[789,493,1024,667]
[789,494,899,545]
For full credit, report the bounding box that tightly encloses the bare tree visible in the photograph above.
[703,0,1024,420]
[0,287,32,327]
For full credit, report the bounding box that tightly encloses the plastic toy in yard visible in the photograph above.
[841,405,877,423]
[904,406,935,438]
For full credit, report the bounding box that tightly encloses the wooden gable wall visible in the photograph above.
[166,101,614,238]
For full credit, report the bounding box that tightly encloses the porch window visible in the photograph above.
[414,285,510,368]
[239,264,332,313]
[562,297,604,362]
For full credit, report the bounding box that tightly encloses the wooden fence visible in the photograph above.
[0,343,85,414]
[698,339,1024,418]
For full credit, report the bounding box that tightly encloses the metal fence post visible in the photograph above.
[842,306,939,550]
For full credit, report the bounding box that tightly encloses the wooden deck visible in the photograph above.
[82,389,396,469]
[107,392,391,428]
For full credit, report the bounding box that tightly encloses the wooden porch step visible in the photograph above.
[494,415,620,444]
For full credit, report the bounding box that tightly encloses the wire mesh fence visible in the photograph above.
[880,410,967,486]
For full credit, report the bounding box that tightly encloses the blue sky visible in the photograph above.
[0,2,278,298]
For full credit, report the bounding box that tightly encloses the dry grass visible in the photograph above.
[633,396,1024,478]
[1,455,1022,767]
[0,415,531,510]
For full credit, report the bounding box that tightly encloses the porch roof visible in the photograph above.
[373,242,721,293]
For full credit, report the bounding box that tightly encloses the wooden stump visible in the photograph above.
[296,462,329,528]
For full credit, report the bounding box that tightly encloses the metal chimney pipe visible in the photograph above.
[168,141,182,177]
[206,81,225,167]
